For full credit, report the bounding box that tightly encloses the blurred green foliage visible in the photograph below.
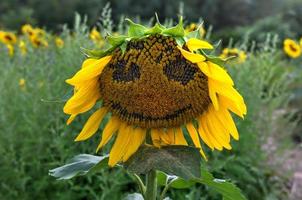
[1,0,302,36]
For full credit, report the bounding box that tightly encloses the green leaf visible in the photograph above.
[145,23,164,35]
[126,18,147,37]
[107,35,128,47]
[157,171,195,189]
[49,154,109,180]
[195,167,247,200]
[162,16,185,37]
[175,37,185,47]
[120,42,128,55]
[125,145,201,180]
[81,46,117,59]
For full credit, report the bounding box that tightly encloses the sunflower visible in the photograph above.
[0,31,17,45]
[55,37,64,48]
[30,35,48,48]
[6,44,14,57]
[89,27,104,47]
[283,39,301,58]
[220,48,247,63]
[22,24,35,37]
[64,18,246,167]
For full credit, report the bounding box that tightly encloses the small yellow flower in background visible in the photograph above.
[300,37,302,47]
[6,44,14,57]
[185,23,206,38]
[19,78,26,89]
[90,27,102,41]
[19,40,27,56]
[283,38,301,58]
[55,37,64,48]
[0,31,17,45]
[34,28,46,38]
[22,24,34,37]
[220,48,247,63]
[30,35,48,48]
[89,27,104,47]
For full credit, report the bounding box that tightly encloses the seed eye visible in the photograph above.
[111,61,141,82]
[163,58,198,85]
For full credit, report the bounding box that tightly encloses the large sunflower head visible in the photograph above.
[64,18,247,167]
[283,38,301,58]
[0,31,17,45]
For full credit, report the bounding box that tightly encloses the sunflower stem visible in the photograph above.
[145,169,157,200]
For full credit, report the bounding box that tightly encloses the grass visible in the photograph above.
[0,22,300,199]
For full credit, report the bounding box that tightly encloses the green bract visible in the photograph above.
[82,16,228,67]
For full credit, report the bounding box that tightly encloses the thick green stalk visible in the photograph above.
[145,170,157,200]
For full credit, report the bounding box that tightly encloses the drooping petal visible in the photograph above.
[66,56,112,86]
[151,129,161,147]
[200,115,223,151]
[63,78,100,114]
[160,129,173,145]
[108,123,132,166]
[210,80,244,105]
[187,38,213,52]
[204,113,232,150]
[208,79,219,110]
[174,127,188,145]
[177,46,206,63]
[186,122,207,160]
[166,128,175,144]
[96,116,121,152]
[197,117,214,150]
[215,106,239,140]
[66,114,77,125]
[206,62,234,86]
[219,95,247,118]
[74,107,107,141]
[122,127,146,161]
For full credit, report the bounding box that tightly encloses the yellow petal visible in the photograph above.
[208,80,219,110]
[151,129,161,147]
[200,115,223,151]
[96,116,121,152]
[209,79,244,106]
[63,78,100,114]
[186,122,207,160]
[206,62,234,86]
[215,107,239,140]
[108,123,132,166]
[177,46,206,63]
[174,127,188,145]
[82,58,98,68]
[74,107,107,141]
[66,55,111,86]
[166,128,175,144]
[204,113,232,150]
[197,117,214,150]
[219,95,246,118]
[160,129,173,145]
[197,62,210,75]
[66,114,77,125]
[122,127,146,161]
[187,38,213,52]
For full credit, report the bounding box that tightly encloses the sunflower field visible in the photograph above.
[0,1,302,200]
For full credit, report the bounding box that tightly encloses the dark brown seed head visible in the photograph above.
[99,34,210,128]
